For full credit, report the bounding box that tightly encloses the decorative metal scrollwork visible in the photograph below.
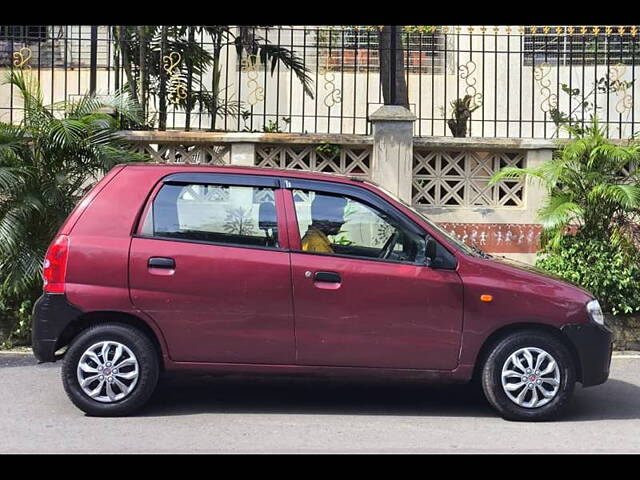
[163,51,188,105]
[242,55,264,106]
[322,55,341,108]
[610,63,633,115]
[458,60,483,108]
[534,63,557,113]
[13,47,32,70]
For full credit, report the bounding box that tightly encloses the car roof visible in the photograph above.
[118,162,371,187]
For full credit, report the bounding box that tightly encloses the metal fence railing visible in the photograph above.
[1,25,639,139]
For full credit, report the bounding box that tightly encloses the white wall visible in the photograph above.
[2,25,637,139]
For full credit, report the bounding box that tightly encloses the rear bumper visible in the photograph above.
[31,294,82,362]
[561,322,613,387]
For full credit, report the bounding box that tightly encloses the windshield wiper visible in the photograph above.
[470,241,493,259]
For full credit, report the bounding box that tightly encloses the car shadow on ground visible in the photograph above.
[139,372,640,421]
[141,373,495,418]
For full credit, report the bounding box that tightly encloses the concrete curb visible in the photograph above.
[612,352,640,358]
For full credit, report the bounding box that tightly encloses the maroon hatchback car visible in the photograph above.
[32,164,612,421]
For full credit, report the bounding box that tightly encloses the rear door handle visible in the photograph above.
[148,257,175,269]
[314,271,341,283]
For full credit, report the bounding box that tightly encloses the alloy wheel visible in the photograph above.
[500,347,561,408]
[76,341,140,403]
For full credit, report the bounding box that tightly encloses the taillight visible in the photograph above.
[43,235,69,294]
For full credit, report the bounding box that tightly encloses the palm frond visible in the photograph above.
[489,166,544,185]
[0,74,150,304]
[538,194,584,231]
[589,184,640,209]
[235,28,314,99]
[0,166,29,191]
[48,119,86,149]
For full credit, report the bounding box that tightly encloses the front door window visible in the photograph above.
[292,189,426,264]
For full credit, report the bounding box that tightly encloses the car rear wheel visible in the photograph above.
[61,323,159,416]
[481,330,576,421]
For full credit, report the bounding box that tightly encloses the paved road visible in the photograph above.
[1,353,639,453]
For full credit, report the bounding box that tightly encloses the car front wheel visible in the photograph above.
[61,323,160,416]
[481,330,576,421]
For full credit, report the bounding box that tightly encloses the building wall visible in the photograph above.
[2,25,637,137]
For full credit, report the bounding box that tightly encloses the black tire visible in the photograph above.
[61,323,159,417]
[481,330,576,422]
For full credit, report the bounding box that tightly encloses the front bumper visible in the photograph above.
[562,322,613,387]
[31,294,82,362]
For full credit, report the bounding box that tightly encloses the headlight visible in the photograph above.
[586,299,605,326]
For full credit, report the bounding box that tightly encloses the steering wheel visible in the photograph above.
[379,230,400,260]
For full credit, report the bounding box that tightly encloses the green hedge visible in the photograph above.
[536,234,640,316]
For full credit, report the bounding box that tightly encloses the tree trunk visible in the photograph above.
[116,26,140,109]
[158,26,168,131]
[185,27,195,131]
[112,26,120,92]
[378,26,409,108]
[138,26,148,125]
[210,32,222,131]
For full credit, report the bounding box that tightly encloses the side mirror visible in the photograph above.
[425,238,437,267]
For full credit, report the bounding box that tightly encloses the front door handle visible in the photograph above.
[148,257,175,269]
[314,271,341,283]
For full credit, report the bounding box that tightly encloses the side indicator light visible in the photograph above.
[480,294,493,303]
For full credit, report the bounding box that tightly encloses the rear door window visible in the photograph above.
[141,183,279,249]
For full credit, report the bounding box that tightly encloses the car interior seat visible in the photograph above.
[258,202,278,247]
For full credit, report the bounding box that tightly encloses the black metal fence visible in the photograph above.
[1,25,639,139]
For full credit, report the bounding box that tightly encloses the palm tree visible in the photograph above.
[490,118,640,249]
[114,25,314,131]
[0,71,145,306]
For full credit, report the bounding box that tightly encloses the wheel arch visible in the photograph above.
[471,322,582,384]
[56,310,166,370]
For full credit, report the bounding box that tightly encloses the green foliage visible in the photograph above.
[491,118,640,249]
[315,143,341,159]
[262,120,281,133]
[536,233,640,315]
[262,117,290,133]
[550,74,635,136]
[492,118,640,315]
[115,26,313,130]
[0,292,34,347]
[336,25,437,35]
[446,95,481,137]
[240,111,291,133]
[0,71,146,343]
[402,26,438,34]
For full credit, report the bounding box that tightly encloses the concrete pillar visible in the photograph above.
[369,105,416,204]
[524,148,553,220]
[505,148,553,265]
[230,143,256,166]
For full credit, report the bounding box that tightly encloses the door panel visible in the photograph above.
[129,180,295,364]
[130,238,295,364]
[291,253,463,369]
[285,184,464,370]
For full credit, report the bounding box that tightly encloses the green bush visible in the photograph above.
[0,71,146,343]
[492,118,640,314]
[536,233,640,316]
[491,118,640,250]
[0,290,34,347]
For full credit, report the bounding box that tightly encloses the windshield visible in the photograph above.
[370,181,479,256]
